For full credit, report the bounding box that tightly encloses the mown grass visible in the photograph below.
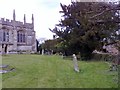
[1,54,118,88]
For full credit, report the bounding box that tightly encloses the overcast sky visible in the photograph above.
[0,0,118,40]
[0,0,71,40]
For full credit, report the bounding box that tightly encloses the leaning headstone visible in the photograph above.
[61,54,64,59]
[42,49,44,55]
[73,54,79,72]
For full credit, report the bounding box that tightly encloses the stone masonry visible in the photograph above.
[0,10,36,54]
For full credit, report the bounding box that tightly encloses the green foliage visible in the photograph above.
[92,53,114,61]
[50,2,119,59]
[39,39,61,54]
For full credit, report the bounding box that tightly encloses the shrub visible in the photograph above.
[92,53,114,61]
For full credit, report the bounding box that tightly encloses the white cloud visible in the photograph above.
[0,0,71,39]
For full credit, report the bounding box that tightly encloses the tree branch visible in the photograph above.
[89,7,120,19]
[89,9,110,19]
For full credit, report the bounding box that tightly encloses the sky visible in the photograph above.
[0,0,71,40]
[0,0,119,40]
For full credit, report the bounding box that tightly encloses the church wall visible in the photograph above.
[17,46,32,51]
[0,10,37,54]
[7,45,14,53]
[9,30,14,43]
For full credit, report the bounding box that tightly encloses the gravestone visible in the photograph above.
[0,65,15,74]
[42,49,44,55]
[73,54,79,72]
[0,65,8,68]
[61,54,64,59]
[0,70,8,74]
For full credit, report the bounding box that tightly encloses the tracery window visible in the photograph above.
[3,30,9,42]
[17,31,25,43]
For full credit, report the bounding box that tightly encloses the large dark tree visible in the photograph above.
[50,1,120,60]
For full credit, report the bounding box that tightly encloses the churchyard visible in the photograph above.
[1,54,118,88]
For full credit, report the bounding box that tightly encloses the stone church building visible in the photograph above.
[0,10,36,54]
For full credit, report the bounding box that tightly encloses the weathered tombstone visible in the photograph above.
[73,54,79,72]
[61,54,64,59]
[0,70,8,74]
[42,49,44,55]
[0,65,8,68]
[0,65,15,74]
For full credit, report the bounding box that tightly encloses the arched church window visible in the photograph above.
[20,33,22,42]
[3,31,9,42]
[17,31,25,43]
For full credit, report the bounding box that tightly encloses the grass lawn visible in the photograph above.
[1,54,118,88]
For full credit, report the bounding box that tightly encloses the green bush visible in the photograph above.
[92,53,114,61]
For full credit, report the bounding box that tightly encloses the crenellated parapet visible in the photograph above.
[0,18,14,26]
[0,18,33,29]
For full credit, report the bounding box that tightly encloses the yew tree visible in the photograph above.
[50,1,120,60]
